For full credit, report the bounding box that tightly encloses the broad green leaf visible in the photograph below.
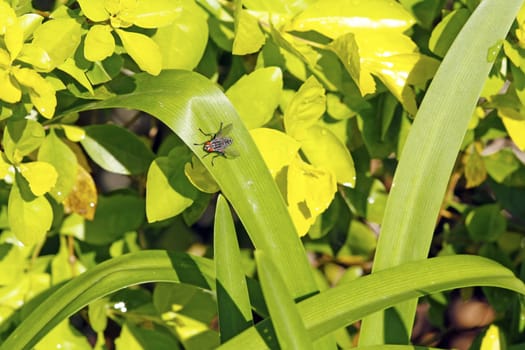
[57,58,94,95]
[18,161,58,196]
[0,151,13,181]
[18,14,44,40]
[328,33,362,94]
[466,204,506,242]
[115,323,180,350]
[80,124,154,175]
[429,8,471,57]
[233,10,265,55]
[84,25,115,62]
[242,0,312,14]
[214,195,253,342]
[287,155,337,236]
[255,250,314,350]
[131,0,178,28]
[115,29,162,75]
[31,18,82,70]
[250,128,300,177]
[226,67,282,129]
[17,44,54,71]
[78,0,109,22]
[289,0,415,38]
[8,183,52,246]
[326,93,356,120]
[3,118,45,163]
[501,116,525,150]
[0,69,21,104]
[152,0,208,70]
[359,0,523,344]
[146,151,198,223]
[88,298,108,333]
[284,76,326,140]
[0,47,10,66]
[38,130,78,202]
[84,193,144,245]
[12,67,56,118]
[301,125,356,187]
[63,165,97,220]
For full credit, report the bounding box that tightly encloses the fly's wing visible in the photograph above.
[218,123,234,137]
[224,146,239,158]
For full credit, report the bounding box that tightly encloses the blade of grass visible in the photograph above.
[0,251,214,350]
[255,250,314,350]
[219,255,525,349]
[359,0,524,344]
[55,71,318,300]
[214,195,253,342]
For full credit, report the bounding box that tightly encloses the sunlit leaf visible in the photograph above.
[18,161,58,196]
[38,130,78,202]
[12,67,56,118]
[5,19,23,59]
[3,118,45,163]
[131,0,179,28]
[8,183,52,246]
[84,25,115,62]
[57,58,94,95]
[78,0,109,22]
[184,156,220,194]
[61,125,86,142]
[250,128,300,177]
[233,10,265,55]
[429,8,470,57]
[226,67,282,129]
[284,76,326,140]
[115,29,162,75]
[0,69,21,104]
[300,125,356,187]
[0,2,17,35]
[500,115,525,151]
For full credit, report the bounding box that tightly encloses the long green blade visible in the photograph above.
[359,0,525,344]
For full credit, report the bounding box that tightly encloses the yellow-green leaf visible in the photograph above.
[8,183,52,246]
[115,29,162,75]
[63,165,97,220]
[480,324,501,350]
[226,67,283,129]
[233,10,266,55]
[0,2,17,35]
[84,25,115,62]
[131,0,178,28]
[5,20,24,60]
[287,155,337,236]
[62,125,86,142]
[328,33,360,92]
[146,156,195,223]
[0,69,21,103]
[0,151,13,181]
[3,119,45,163]
[301,125,356,187]
[463,143,487,188]
[0,47,10,67]
[38,130,78,201]
[250,128,300,177]
[184,157,219,193]
[289,0,415,39]
[17,44,54,71]
[12,67,56,118]
[284,76,326,140]
[19,161,58,196]
[58,58,94,94]
[501,115,525,151]
[78,0,109,22]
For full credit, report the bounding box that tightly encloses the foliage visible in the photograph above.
[0,0,524,349]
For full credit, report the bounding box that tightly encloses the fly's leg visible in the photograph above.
[197,122,223,138]
[210,151,228,166]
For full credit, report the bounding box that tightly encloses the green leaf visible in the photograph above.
[328,33,361,94]
[284,76,326,140]
[0,2,17,34]
[255,250,314,350]
[115,322,180,350]
[38,129,78,202]
[0,69,21,104]
[31,18,81,70]
[5,18,23,59]
[152,0,208,70]
[84,24,115,62]
[57,58,94,95]
[115,29,162,75]
[84,193,144,245]
[146,150,197,223]
[232,10,265,55]
[214,195,253,342]
[88,298,108,333]
[80,124,154,175]
[359,0,524,345]
[301,125,356,187]
[8,183,52,246]
[466,204,507,242]
[226,67,283,129]
[35,320,91,350]
[77,0,109,22]
[3,118,45,163]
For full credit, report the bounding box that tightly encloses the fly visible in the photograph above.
[194,122,239,165]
